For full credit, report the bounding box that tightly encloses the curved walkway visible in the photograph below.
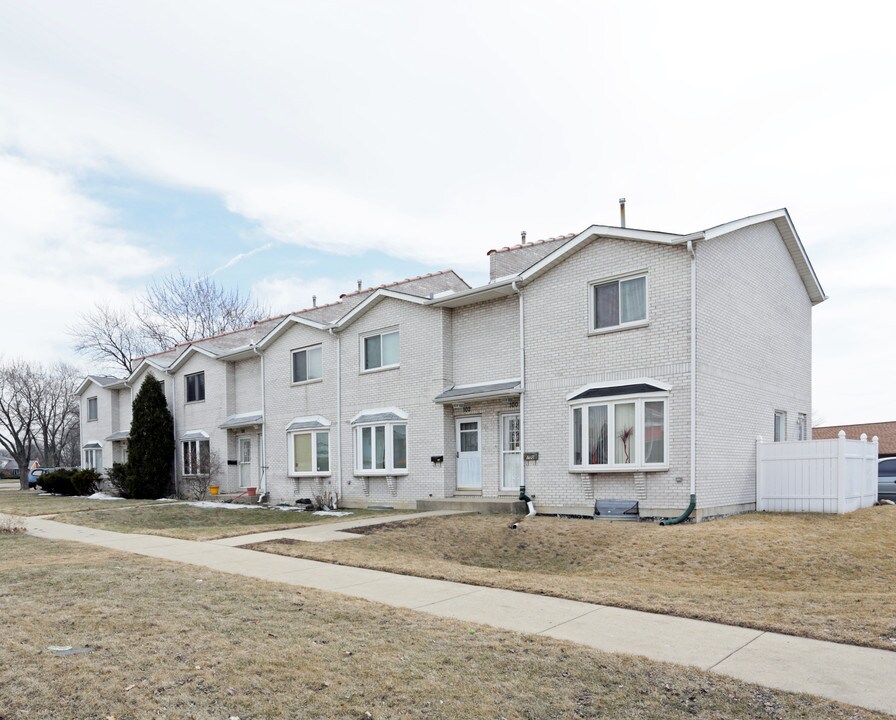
[11,512,896,716]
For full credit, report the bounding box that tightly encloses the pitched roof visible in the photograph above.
[132,270,470,367]
[812,422,896,456]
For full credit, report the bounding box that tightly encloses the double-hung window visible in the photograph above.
[87,397,98,421]
[796,413,807,441]
[352,410,407,474]
[569,381,668,470]
[185,372,205,403]
[292,345,322,384]
[182,439,210,475]
[362,329,399,371]
[590,274,647,331]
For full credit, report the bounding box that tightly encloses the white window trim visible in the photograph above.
[796,413,807,441]
[588,271,649,336]
[290,343,323,386]
[182,438,209,476]
[774,411,787,442]
[87,396,98,422]
[568,393,669,472]
[353,421,408,476]
[185,371,206,404]
[287,429,332,477]
[499,412,522,492]
[84,447,103,472]
[360,327,400,374]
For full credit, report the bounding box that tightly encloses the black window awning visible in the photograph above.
[569,383,666,402]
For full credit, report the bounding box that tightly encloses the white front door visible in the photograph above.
[238,437,252,488]
[456,418,482,490]
[500,413,522,491]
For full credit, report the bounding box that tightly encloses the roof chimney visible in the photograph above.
[312,295,317,308]
[521,230,527,245]
[619,198,626,228]
[357,279,362,291]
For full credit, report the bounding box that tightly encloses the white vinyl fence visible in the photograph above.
[756,431,878,514]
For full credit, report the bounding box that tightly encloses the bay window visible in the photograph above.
[182,439,210,475]
[354,422,407,474]
[568,381,668,470]
[289,430,330,475]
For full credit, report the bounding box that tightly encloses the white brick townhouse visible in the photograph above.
[78,208,825,519]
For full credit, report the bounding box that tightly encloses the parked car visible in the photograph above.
[879,458,896,502]
[27,467,57,489]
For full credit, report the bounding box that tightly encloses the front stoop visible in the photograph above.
[416,497,528,514]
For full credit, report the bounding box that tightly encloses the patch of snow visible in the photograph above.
[87,492,125,500]
[313,511,353,517]
[155,497,179,502]
[184,501,263,511]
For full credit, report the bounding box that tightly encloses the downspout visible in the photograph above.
[251,345,267,501]
[511,280,535,517]
[329,328,343,506]
[165,368,178,498]
[661,239,697,525]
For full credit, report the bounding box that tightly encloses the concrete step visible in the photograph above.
[416,497,528,514]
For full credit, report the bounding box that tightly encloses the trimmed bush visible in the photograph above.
[37,468,100,496]
[126,373,174,499]
[106,462,132,498]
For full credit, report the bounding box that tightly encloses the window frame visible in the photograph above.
[360,328,400,373]
[353,421,408,476]
[796,413,807,441]
[84,447,103,472]
[182,439,210,476]
[774,411,787,442]
[290,344,323,385]
[86,396,98,422]
[185,371,206,403]
[588,271,649,335]
[287,429,331,477]
[568,391,669,472]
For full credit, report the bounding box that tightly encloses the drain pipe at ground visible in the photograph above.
[512,280,536,519]
[661,238,698,526]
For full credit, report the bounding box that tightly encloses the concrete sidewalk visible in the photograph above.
[213,509,466,544]
[11,513,896,715]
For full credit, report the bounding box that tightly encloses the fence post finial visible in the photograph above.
[873,435,879,444]
[838,430,846,439]
[860,433,868,442]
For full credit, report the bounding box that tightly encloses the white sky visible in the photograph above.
[0,0,893,424]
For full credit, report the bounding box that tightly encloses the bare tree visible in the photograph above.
[70,274,269,374]
[137,273,269,350]
[32,363,81,467]
[0,359,39,490]
[70,303,151,376]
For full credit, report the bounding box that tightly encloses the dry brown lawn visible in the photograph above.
[0,534,886,720]
[250,506,896,651]
[0,490,157,516]
[48,503,409,540]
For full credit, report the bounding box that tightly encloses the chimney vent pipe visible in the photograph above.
[521,230,527,244]
[312,295,317,307]
[619,198,626,228]
[357,279,362,291]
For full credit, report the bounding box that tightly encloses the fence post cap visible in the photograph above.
[756,435,764,442]
[873,435,879,444]
[838,430,847,438]
[860,433,868,442]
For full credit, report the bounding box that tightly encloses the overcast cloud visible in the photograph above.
[0,0,893,424]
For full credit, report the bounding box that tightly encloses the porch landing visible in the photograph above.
[416,497,528,515]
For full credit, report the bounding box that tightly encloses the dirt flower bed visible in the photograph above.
[250,506,896,651]
[0,534,885,720]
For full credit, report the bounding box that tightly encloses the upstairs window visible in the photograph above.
[87,397,98,421]
[185,372,205,403]
[292,345,322,384]
[362,329,399,371]
[590,274,647,331]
